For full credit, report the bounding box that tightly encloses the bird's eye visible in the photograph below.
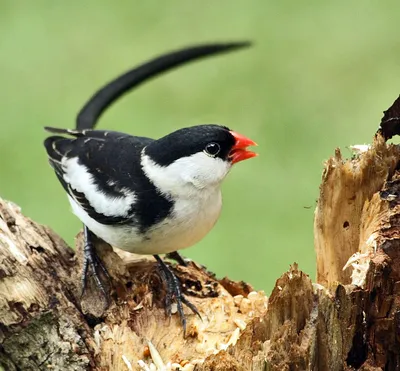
[204,142,221,157]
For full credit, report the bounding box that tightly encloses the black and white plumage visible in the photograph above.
[43,42,256,332]
[44,125,255,254]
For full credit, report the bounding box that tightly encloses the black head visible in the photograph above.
[145,125,236,166]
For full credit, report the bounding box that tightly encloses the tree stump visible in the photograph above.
[2,99,400,370]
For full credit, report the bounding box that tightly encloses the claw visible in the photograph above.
[157,264,172,317]
[154,255,201,335]
[80,226,111,306]
[181,296,202,320]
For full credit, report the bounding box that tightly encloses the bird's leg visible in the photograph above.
[81,225,111,304]
[165,251,189,266]
[166,251,215,277]
[154,255,201,334]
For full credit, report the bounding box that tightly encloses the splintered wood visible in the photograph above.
[3,109,400,368]
[314,135,400,287]
[0,198,271,370]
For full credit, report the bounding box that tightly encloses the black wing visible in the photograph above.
[44,127,157,225]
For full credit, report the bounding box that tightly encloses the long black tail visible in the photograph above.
[76,41,251,130]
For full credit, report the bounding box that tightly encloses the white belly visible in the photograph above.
[68,189,222,255]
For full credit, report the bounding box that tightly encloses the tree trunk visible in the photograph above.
[2,122,400,370]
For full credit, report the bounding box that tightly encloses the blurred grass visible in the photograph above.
[1,1,400,293]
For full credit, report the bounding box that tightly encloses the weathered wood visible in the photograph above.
[2,130,400,370]
[314,135,400,287]
[0,198,269,370]
[313,134,400,369]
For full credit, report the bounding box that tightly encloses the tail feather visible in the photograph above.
[44,126,85,137]
[43,135,73,161]
[76,41,252,130]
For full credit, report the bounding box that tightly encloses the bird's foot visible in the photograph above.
[154,255,201,335]
[81,228,111,306]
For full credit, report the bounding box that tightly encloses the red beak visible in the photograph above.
[229,131,258,164]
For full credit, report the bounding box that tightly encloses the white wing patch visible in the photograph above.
[62,157,136,217]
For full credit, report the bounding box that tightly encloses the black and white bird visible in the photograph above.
[43,42,256,331]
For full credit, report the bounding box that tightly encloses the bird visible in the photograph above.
[43,41,257,333]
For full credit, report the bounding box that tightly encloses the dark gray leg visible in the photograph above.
[81,225,111,304]
[154,255,201,334]
[166,251,214,277]
[166,251,189,266]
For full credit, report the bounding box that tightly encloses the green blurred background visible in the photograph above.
[1,1,400,293]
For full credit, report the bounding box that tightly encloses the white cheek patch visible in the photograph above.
[62,157,136,217]
[187,153,231,188]
[141,152,231,195]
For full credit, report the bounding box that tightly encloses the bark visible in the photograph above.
[1,132,400,370]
